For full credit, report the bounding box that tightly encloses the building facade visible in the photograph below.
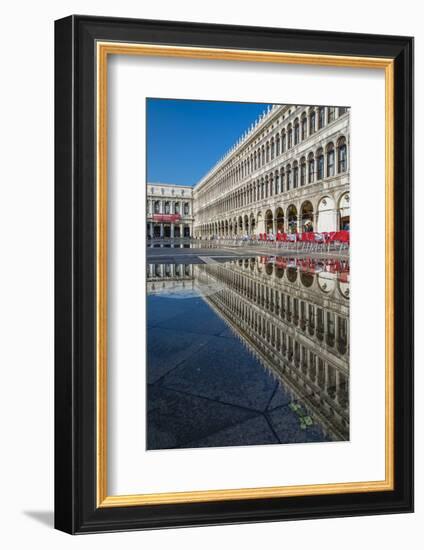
[193,104,350,238]
[147,183,194,238]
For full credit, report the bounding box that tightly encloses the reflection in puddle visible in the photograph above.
[147,256,349,450]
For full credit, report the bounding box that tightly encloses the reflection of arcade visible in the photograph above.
[196,257,349,441]
[146,257,349,441]
[146,263,194,295]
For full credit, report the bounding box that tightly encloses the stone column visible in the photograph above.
[149,222,153,239]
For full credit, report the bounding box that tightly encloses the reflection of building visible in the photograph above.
[147,263,194,294]
[193,104,350,238]
[147,257,350,440]
[147,183,194,238]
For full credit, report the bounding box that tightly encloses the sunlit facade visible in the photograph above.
[193,104,350,238]
[147,183,194,238]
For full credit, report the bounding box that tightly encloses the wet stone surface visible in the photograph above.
[147,284,333,450]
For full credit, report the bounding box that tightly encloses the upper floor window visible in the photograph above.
[309,111,316,134]
[318,107,325,129]
[328,107,336,123]
[286,164,292,190]
[282,131,286,152]
[316,148,324,180]
[175,202,180,214]
[184,202,189,215]
[294,121,300,145]
[338,106,348,116]
[288,125,293,149]
[338,137,348,173]
[301,115,307,140]
[293,162,299,188]
[165,201,170,214]
[276,135,280,156]
[308,153,315,183]
[327,143,335,177]
[154,200,160,213]
[300,158,306,186]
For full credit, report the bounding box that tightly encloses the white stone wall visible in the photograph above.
[192,104,350,238]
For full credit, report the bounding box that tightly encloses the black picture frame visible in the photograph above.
[55,15,414,534]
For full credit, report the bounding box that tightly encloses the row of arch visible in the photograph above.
[196,193,349,237]
[196,106,348,208]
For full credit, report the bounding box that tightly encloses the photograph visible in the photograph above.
[146,99,350,450]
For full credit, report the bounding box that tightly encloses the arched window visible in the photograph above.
[275,171,279,194]
[276,134,280,156]
[184,202,189,215]
[271,138,275,160]
[286,164,292,190]
[338,106,348,116]
[266,142,270,163]
[326,142,335,177]
[301,113,307,140]
[308,153,315,183]
[293,161,299,188]
[154,200,160,213]
[300,157,306,186]
[338,137,348,172]
[288,125,293,148]
[328,106,336,123]
[254,151,257,170]
[282,130,286,152]
[280,168,285,193]
[294,119,300,145]
[175,202,180,214]
[316,148,324,180]
[261,145,265,167]
[318,106,325,129]
[309,110,316,134]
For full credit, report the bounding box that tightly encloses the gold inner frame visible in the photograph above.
[96,42,395,508]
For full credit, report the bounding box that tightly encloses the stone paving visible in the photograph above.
[147,291,330,450]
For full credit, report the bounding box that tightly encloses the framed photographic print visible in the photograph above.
[54,15,414,534]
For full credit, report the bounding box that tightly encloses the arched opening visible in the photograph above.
[275,207,284,233]
[287,268,298,283]
[326,142,335,177]
[250,213,256,235]
[317,196,336,232]
[339,192,350,230]
[257,212,263,234]
[244,214,249,234]
[316,147,324,180]
[300,200,314,232]
[337,136,348,173]
[265,210,273,234]
[287,204,298,233]
[300,272,314,287]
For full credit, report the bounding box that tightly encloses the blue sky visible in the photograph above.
[146,98,272,187]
